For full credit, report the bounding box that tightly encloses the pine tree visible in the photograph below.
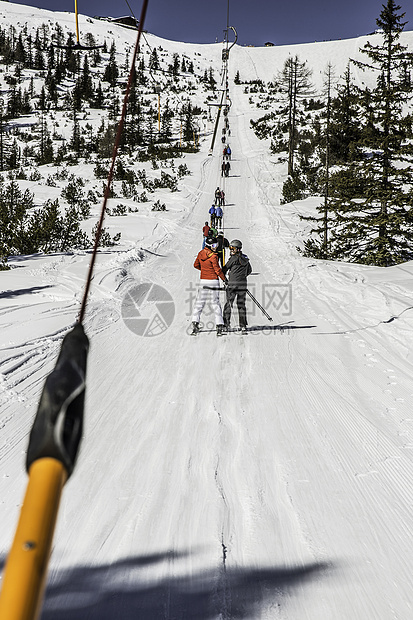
[45,70,58,108]
[37,120,54,164]
[93,82,104,109]
[103,41,119,86]
[329,64,361,164]
[21,89,32,115]
[277,55,314,176]
[37,85,46,111]
[98,122,116,158]
[182,101,194,143]
[7,84,20,118]
[123,72,144,150]
[0,181,33,253]
[327,0,413,265]
[0,100,5,171]
[160,100,173,143]
[47,45,55,72]
[53,23,64,47]
[34,47,45,71]
[208,67,216,90]
[65,45,78,77]
[136,57,146,85]
[14,33,26,64]
[6,139,19,170]
[318,63,335,253]
[172,53,180,77]
[149,48,160,72]
[145,105,156,145]
[80,55,93,101]
[26,33,33,69]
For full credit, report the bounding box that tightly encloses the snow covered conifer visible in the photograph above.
[304,0,413,265]
[277,55,314,176]
[329,64,361,165]
[103,41,119,87]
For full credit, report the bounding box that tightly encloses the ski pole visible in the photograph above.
[246,289,273,321]
[0,324,89,620]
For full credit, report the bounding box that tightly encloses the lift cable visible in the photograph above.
[0,4,149,620]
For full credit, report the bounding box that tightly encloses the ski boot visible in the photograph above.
[191,321,200,336]
[216,324,225,337]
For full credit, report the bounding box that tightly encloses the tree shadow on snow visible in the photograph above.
[9,252,75,263]
[0,285,54,298]
[39,552,331,619]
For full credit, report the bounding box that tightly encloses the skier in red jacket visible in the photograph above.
[191,236,227,336]
[202,221,210,248]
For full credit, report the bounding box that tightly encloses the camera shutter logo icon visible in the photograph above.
[121,283,175,337]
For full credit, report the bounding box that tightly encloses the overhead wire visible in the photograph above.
[0,5,150,616]
[78,0,149,323]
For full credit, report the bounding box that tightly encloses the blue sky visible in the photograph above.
[10,0,413,46]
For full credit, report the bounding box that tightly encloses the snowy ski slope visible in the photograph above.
[1,3,413,618]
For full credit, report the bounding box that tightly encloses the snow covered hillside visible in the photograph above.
[1,3,413,618]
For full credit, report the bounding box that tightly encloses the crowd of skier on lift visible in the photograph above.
[191,111,252,337]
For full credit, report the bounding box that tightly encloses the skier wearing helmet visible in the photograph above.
[191,236,227,336]
[222,239,252,334]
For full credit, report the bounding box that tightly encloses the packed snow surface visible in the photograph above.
[1,3,413,618]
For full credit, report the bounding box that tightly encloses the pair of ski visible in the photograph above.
[190,325,247,337]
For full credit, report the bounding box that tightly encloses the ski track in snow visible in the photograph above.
[1,12,413,618]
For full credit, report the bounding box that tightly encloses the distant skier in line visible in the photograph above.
[208,223,218,239]
[215,187,222,205]
[224,161,231,177]
[191,236,227,336]
[222,239,252,334]
[216,230,229,268]
[220,189,226,206]
[226,145,231,160]
[202,221,210,248]
[209,204,217,227]
[221,161,226,177]
[215,205,223,228]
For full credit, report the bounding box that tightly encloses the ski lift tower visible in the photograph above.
[209,24,237,154]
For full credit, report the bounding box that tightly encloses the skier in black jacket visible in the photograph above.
[216,230,229,268]
[222,239,252,333]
